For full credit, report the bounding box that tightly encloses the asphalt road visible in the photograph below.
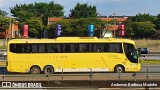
[0,72,160,89]
[140,54,160,60]
[141,64,160,72]
[0,64,160,89]
[0,64,160,81]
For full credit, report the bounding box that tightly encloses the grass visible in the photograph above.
[134,39,160,47]
[134,39,160,52]
[140,60,160,64]
[0,46,7,49]
[0,39,6,49]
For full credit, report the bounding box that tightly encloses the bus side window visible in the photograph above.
[46,44,58,53]
[109,43,123,53]
[59,44,63,53]
[96,44,104,52]
[104,43,109,52]
[46,44,51,53]
[53,45,59,53]
[32,44,39,53]
[83,44,89,52]
[51,44,58,53]
[10,44,22,53]
[74,44,79,52]
[82,44,94,52]
[22,44,31,53]
[39,44,45,53]
[64,44,71,53]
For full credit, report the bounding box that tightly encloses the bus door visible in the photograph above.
[124,43,139,71]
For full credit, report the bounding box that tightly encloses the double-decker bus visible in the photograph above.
[7,37,140,74]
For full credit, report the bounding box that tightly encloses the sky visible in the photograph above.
[0,0,160,16]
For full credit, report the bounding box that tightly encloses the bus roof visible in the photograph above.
[8,37,135,44]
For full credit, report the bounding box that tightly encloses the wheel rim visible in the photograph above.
[117,67,123,73]
[31,67,40,74]
[44,66,54,74]
[46,68,51,73]
[34,68,39,74]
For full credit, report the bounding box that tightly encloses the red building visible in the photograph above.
[99,17,127,37]
[5,23,19,38]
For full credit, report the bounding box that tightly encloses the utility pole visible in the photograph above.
[5,13,12,48]
[113,12,116,38]
[9,14,12,39]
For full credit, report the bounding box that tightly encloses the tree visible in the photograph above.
[125,14,157,38]
[69,3,98,18]
[153,30,160,39]
[0,17,10,32]
[131,13,156,22]
[153,18,160,30]
[132,21,155,38]
[0,10,11,39]
[19,17,44,38]
[0,10,8,16]
[47,18,104,38]
[124,18,135,38]
[157,14,160,19]
[10,1,64,25]
[153,14,160,30]
[0,10,9,33]
[10,1,64,38]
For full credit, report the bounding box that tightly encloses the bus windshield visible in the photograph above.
[124,43,138,63]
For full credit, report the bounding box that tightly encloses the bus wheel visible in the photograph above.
[114,65,125,73]
[43,66,54,74]
[30,66,41,74]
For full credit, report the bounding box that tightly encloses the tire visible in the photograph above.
[30,66,41,74]
[43,66,54,74]
[114,65,125,73]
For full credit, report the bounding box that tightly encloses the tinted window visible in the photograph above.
[74,44,79,52]
[32,44,38,53]
[64,44,71,53]
[10,44,22,53]
[81,44,94,52]
[39,44,45,53]
[46,44,58,53]
[10,43,123,53]
[108,43,123,53]
[96,44,105,52]
[124,43,138,63]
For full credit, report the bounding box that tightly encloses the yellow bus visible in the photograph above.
[7,37,140,74]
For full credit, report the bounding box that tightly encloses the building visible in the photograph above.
[6,23,20,39]
[99,17,127,38]
[48,17,62,25]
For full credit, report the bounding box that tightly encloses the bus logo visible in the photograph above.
[2,82,11,87]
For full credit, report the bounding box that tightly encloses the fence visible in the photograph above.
[0,69,160,89]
